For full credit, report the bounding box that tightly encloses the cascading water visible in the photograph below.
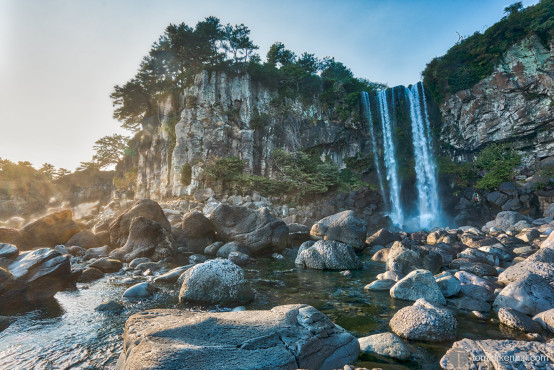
[406,82,441,229]
[360,91,387,209]
[377,90,404,226]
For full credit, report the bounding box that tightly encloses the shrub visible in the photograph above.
[474,143,521,191]
[181,163,192,186]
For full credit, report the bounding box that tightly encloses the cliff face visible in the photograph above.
[439,35,554,165]
[135,71,370,199]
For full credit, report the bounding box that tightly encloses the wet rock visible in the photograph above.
[210,204,289,255]
[377,271,402,281]
[358,332,410,361]
[123,282,157,299]
[129,257,151,269]
[440,339,554,369]
[153,265,192,284]
[310,210,366,250]
[109,216,176,262]
[390,298,457,342]
[15,210,81,250]
[295,240,361,270]
[494,211,530,231]
[498,307,541,333]
[78,267,104,283]
[371,248,389,262]
[228,251,251,266]
[390,269,446,305]
[386,242,423,275]
[66,230,104,249]
[96,300,124,314]
[204,241,224,256]
[188,254,206,264]
[494,273,554,315]
[0,244,19,260]
[109,199,171,248]
[172,211,216,253]
[447,297,491,312]
[216,242,249,258]
[117,304,359,369]
[455,270,497,292]
[179,259,253,305]
[453,260,498,276]
[533,308,554,333]
[366,228,401,247]
[90,258,122,273]
[435,272,461,297]
[364,279,396,291]
[460,284,495,302]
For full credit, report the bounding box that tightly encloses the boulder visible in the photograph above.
[83,245,109,261]
[295,240,361,270]
[8,248,71,301]
[389,298,457,342]
[109,216,176,262]
[109,199,171,248]
[390,269,446,305]
[459,284,495,302]
[310,210,366,250]
[15,210,81,250]
[448,297,491,312]
[364,279,396,291]
[454,271,497,292]
[386,242,423,276]
[498,307,541,333]
[497,261,554,284]
[0,228,20,244]
[179,259,253,305]
[533,308,554,333]
[172,211,216,253]
[204,241,224,256]
[294,240,315,265]
[371,248,389,262]
[228,251,251,266]
[216,242,249,258]
[440,339,554,369]
[95,300,124,314]
[117,304,359,370]
[358,332,410,361]
[123,282,157,299]
[366,228,401,247]
[78,267,104,283]
[494,273,554,315]
[66,230,104,249]
[188,254,206,264]
[0,244,19,260]
[153,265,192,284]
[129,257,151,269]
[545,203,554,219]
[288,223,310,245]
[494,211,530,231]
[210,204,289,255]
[90,258,123,273]
[435,272,461,298]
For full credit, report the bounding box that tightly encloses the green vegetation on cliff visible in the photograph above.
[111,17,384,131]
[423,0,554,103]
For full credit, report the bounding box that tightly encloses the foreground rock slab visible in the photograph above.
[440,339,554,369]
[116,304,359,370]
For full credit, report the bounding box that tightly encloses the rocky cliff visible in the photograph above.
[134,71,371,199]
[439,35,554,165]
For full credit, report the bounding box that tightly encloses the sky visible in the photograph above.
[0,0,539,171]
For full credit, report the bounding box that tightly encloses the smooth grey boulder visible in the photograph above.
[310,210,366,250]
[386,242,423,276]
[172,211,215,253]
[498,307,541,333]
[129,257,151,269]
[204,241,224,256]
[78,267,104,283]
[435,272,461,298]
[210,204,289,255]
[390,269,446,305]
[389,298,457,342]
[188,254,206,264]
[494,273,554,315]
[83,245,109,261]
[533,308,554,333]
[494,211,530,231]
[117,304,359,370]
[459,284,495,302]
[90,258,123,273]
[454,271,497,292]
[96,300,124,314]
[295,240,361,270]
[216,242,249,258]
[109,216,176,262]
[153,265,192,284]
[358,332,410,360]
[228,251,251,266]
[440,339,554,369]
[366,228,401,247]
[179,259,253,305]
[123,282,157,299]
[364,279,396,291]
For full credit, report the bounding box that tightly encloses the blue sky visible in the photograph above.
[0,0,539,170]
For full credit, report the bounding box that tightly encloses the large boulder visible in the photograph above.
[7,248,71,301]
[389,298,457,342]
[358,332,410,361]
[498,307,542,333]
[390,269,446,305]
[109,199,171,248]
[117,304,359,370]
[90,258,123,273]
[295,240,361,270]
[494,273,554,315]
[533,308,554,332]
[366,228,401,247]
[210,204,289,255]
[440,339,554,369]
[310,210,366,250]
[172,211,215,253]
[109,217,176,262]
[386,242,423,276]
[179,259,253,305]
[494,211,530,231]
[497,261,554,285]
[66,230,105,249]
[15,210,81,250]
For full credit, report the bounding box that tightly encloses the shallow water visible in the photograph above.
[0,253,522,369]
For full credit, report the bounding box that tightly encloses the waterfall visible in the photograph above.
[361,92,387,209]
[406,82,441,229]
[377,90,404,226]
